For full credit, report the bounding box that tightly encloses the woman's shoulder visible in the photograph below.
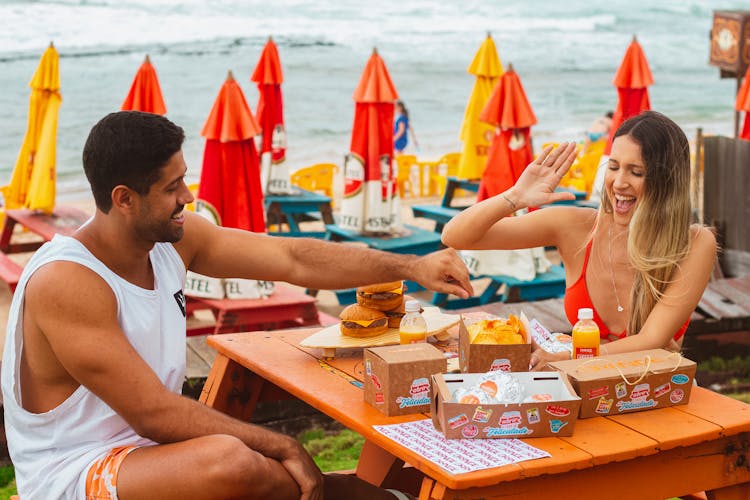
[688,224,718,259]
[689,224,717,245]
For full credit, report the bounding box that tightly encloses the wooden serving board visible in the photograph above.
[300,307,459,357]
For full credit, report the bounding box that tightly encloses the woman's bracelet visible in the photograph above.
[502,193,517,210]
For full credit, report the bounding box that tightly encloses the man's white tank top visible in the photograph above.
[1,234,187,499]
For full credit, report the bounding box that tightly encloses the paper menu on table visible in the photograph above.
[372,419,549,475]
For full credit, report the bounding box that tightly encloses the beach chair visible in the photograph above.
[290,163,338,199]
[430,152,460,196]
[395,154,417,197]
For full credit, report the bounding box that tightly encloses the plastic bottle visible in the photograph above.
[399,300,427,344]
[572,308,600,359]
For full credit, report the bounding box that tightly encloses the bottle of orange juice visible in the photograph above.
[572,308,600,359]
[399,300,427,344]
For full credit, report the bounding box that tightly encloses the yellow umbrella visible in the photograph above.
[456,34,503,180]
[5,43,62,213]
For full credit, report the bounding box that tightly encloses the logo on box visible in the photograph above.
[462,424,479,438]
[670,389,685,404]
[448,413,469,429]
[489,358,512,372]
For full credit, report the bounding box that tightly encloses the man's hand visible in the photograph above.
[279,437,324,500]
[412,248,473,298]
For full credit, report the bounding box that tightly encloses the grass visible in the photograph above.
[0,466,15,499]
[299,428,365,472]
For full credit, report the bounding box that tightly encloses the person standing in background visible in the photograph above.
[393,100,418,154]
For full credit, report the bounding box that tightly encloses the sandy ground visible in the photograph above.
[0,191,474,360]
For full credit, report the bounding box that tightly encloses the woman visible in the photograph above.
[393,101,417,154]
[442,111,716,370]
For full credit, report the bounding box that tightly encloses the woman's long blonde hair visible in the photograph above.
[599,111,692,335]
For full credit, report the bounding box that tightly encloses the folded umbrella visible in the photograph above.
[340,48,400,234]
[736,65,750,140]
[5,43,62,213]
[252,37,291,193]
[456,34,504,180]
[605,36,653,154]
[121,55,167,115]
[477,64,537,202]
[198,71,265,232]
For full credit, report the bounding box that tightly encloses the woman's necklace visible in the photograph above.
[608,224,625,313]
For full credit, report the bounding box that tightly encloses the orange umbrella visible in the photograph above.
[339,48,400,234]
[605,36,653,154]
[476,64,537,202]
[252,37,290,193]
[736,65,750,140]
[198,71,265,232]
[121,55,166,115]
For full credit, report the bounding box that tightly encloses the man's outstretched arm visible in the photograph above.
[178,212,473,298]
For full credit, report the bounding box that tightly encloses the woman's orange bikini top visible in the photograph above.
[564,240,688,341]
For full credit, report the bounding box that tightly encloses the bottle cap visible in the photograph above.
[405,300,422,312]
[577,308,594,320]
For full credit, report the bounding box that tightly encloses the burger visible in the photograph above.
[356,281,404,311]
[339,304,389,338]
[384,294,417,328]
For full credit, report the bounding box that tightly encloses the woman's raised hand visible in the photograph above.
[511,142,578,208]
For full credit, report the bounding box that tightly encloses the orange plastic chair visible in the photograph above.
[395,154,417,198]
[430,152,461,196]
[290,163,338,198]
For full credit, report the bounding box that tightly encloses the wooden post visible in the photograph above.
[693,128,703,223]
[735,75,742,138]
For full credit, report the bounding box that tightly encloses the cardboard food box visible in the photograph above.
[458,315,531,373]
[548,349,697,419]
[364,343,447,416]
[431,372,581,439]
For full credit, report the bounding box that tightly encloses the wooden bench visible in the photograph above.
[431,264,567,309]
[0,252,23,292]
[410,204,462,232]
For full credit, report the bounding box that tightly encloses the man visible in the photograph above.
[1,111,472,499]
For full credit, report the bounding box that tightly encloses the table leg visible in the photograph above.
[355,439,405,487]
[0,217,17,253]
[320,204,335,225]
[201,354,295,419]
[707,483,750,499]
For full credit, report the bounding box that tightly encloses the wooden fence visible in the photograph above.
[703,135,750,277]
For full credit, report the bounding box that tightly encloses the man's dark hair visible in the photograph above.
[82,111,185,212]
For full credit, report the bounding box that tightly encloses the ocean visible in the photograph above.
[0,0,744,201]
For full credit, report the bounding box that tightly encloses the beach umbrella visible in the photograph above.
[121,55,166,115]
[197,71,265,232]
[251,37,291,194]
[476,64,537,202]
[4,43,62,213]
[339,48,400,234]
[736,65,750,141]
[605,36,653,154]
[456,34,503,180]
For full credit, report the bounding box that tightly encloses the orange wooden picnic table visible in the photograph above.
[200,327,750,500]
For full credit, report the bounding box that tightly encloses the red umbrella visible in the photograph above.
[198,71,265,232]
[605,36,653,154]
[476,64,537,202]
[121,55,167,115]
[251,37,290,193]
[736,65,750,140]
[340,48,400,234]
